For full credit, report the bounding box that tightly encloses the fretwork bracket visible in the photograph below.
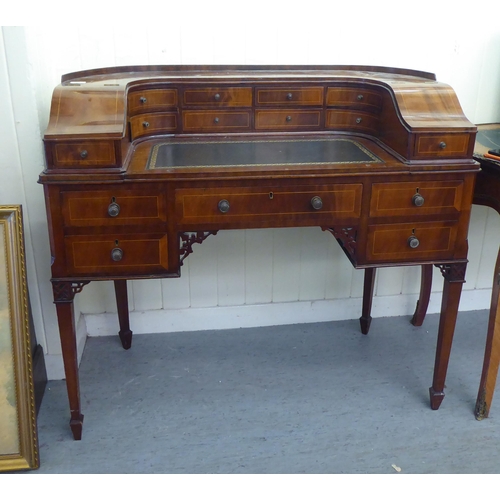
[51,280,91,303]
[179,231,219,266]
[434,262,467,283]
[322,226,357,261]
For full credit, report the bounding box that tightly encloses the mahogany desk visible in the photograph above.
[39,65,478,439]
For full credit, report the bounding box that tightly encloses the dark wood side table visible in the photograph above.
[471,124,500,419]
[397,124,500,419]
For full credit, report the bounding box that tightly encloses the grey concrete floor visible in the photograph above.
[30,310,500,473]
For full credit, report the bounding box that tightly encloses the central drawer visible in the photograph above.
[255,110,322,130]
[182,111,251,132]
[176,184,363,225]
[183,87,252,107]
[256,87,324,106]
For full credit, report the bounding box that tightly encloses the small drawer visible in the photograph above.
[326,87,382,111]
[61,189,167,227]
[176,184,363,225]
[52,141,117,168]
[255,110,322,131]
[182,111,251,132]
[366,221,458,263]
[369,181,464,217]
[256,87,324,106]
[128,89,178,115]
[64,234,169,276]
[325,110,378,133]
[414,134,470,157]
[130,113,178,139]
[183,87,252,107]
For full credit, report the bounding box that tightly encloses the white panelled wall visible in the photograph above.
[2,14,500,379]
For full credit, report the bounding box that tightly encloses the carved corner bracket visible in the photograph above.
[179,231,218,266]
[323,226,358,261]
[434,262,467,283]
[51,280,91,303]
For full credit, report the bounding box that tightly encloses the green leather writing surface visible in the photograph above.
[147,138,382,169]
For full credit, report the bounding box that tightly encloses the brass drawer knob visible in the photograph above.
[408,236,420,249]
[311,196,323,210]
[139,96,147,104]
[412,193,425,207]
[111,247,124,262]
[286,92,293,100]
[80,150,88,159]
[107,201,120,217]
[218,199,230,213]
[286,115,292,122]
[214,93,221,101]
[439,141,447,149]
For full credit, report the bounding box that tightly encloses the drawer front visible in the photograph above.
[182,111,251,132]
[65,234,169,276]
[130,113,178,139]
[414,134,470,157]
[326,87,382,111]
[325,110,378,133]
[176,184,363,225]
[366,221,458,262]
[52,141,117,168]
[61,189,167,227]
[183,87,252,107]
[255,110,322,131]
[370,180,464,217]
[256,87,324,106]
[128,89,178,114]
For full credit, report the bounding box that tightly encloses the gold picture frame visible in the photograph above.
[0,206,38,471]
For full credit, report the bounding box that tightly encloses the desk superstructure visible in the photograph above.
[39,65,478,439]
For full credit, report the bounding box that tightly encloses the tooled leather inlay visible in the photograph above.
[147,138,383,169]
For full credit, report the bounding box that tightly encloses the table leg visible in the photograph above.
[52,280,90,440]
[429,263,466,410]
[475,247,500,420]
[114,280,132,350]
[411,264,433,327]
[360,268,376,334]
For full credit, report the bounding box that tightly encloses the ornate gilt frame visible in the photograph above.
[0,206,38,471]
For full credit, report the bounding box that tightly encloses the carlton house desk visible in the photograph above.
[39,65,478,440]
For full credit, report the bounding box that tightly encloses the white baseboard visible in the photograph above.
[45,289,491,380]
[84,288,492,337]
